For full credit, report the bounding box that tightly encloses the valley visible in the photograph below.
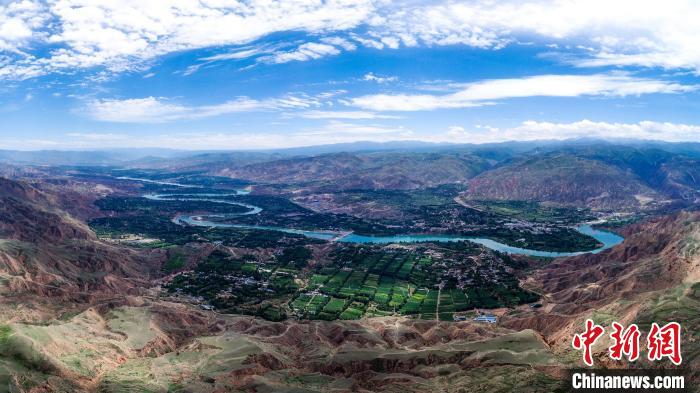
[0,141,698,392]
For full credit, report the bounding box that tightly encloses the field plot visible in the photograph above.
[420,290,439,319]
[339,302,367,320]
[400,288,428,315]
[290,293,329,318]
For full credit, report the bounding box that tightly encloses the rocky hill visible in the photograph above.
[505,211,700,372]
[464,154,655,208]
[463,146,700,209]
[0,177,95,243]
[0,178,160,305]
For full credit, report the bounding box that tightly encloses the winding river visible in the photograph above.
[124,177,623,257]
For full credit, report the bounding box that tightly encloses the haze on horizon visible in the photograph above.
[1,0,700,150]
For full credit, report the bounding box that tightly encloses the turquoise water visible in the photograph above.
[121,176,624,257]
[328,224,621,257]
[175,216,338,240]
[144,193,261,215]
[176,214,622,257]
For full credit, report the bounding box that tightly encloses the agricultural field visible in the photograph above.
[286,244,538,321]
[164,240,538,322]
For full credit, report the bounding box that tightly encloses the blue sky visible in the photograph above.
[1,0,699,150]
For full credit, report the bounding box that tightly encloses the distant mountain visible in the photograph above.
[2,138,700,167]
[0,150,120,165]
[463,146,700,209]
[464,154,656,208]
[548,144,700,199]
[0,148,193,166]
[2,141,699,208]
[218,151,492,190]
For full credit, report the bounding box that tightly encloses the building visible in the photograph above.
[473,314,497,324]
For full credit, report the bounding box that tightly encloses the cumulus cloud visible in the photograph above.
[442,120,700,143]
[447,126,466,137]
[350,74,695,111]
[0,1,45,52]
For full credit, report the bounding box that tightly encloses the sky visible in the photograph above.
[1,0,700,150]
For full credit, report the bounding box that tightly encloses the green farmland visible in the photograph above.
[287,245,537,321]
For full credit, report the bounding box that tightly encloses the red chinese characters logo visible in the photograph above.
[609,322,641,362]
[647,322,682,365]
[573,320,682,366]
[572,319,605,366]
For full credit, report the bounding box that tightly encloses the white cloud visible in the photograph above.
[296,121,410,137]
[350,74,695,111]
[189,39,356,72]
[200,48,262,62]
[0,0,45,52]
[3,121,412,150]
[0,0,377,78]
[320,37,357,51]
[363,72,398,83]
[85,97,189,123]
[259,42,341,64]
[299,110,399,120]
[85,94,325,123]
[4,119,700,151]
[371,0,700,73]
[350,34,385,50]
[379,36,400,49]
[66,132,128,141]
[441,120,700,143]
[3,1,700,79]
[447,126,466,137]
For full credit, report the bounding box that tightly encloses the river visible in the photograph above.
[123,177,623,257]
[163,197,622,258]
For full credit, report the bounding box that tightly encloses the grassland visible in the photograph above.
[0,324,11,345]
